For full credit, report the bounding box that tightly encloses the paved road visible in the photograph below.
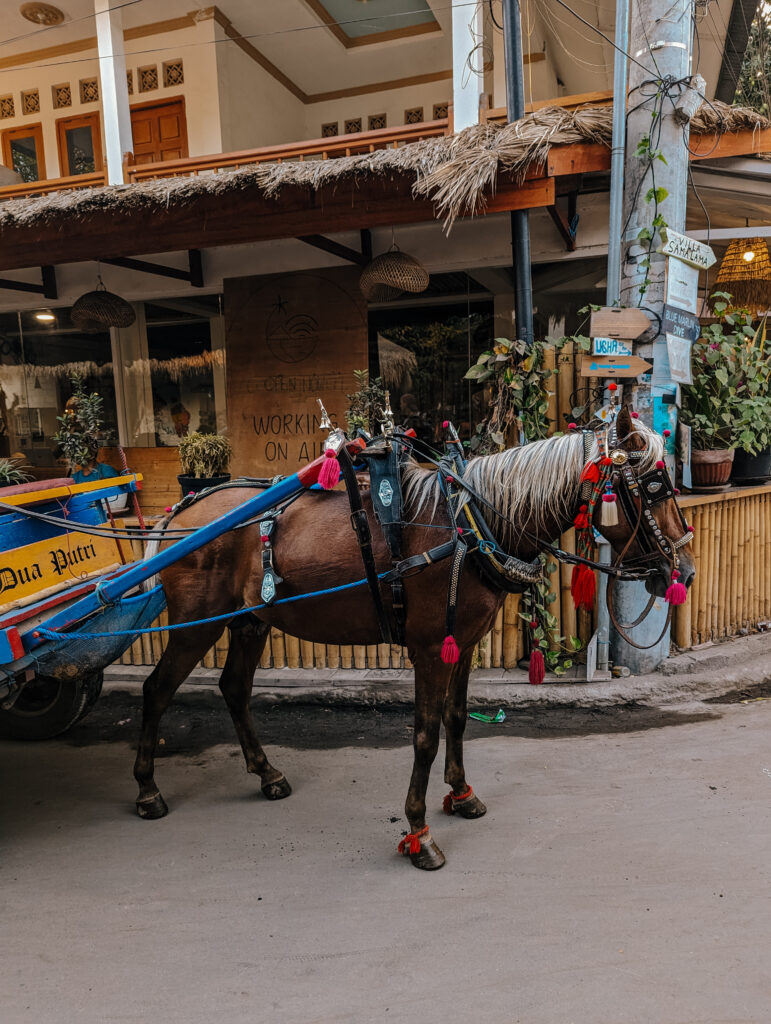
[2,695,769,1024]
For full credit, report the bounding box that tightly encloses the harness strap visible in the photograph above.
[338,445,393,645]
[380,541,457,583]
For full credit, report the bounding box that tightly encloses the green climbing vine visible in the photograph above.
[630,90,670,303]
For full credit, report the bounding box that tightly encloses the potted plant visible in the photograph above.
[0,457,32,489]
[52,374,106,473]
[732,317,771,484]
[680,299,748,490]
[177,431,232,495]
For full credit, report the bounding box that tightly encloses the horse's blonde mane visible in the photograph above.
[402,422,664,542]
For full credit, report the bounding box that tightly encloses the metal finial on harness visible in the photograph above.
[381,390,395,438]
[316,398,332,432]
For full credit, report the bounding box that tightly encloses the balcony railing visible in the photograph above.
[0,120,449,201]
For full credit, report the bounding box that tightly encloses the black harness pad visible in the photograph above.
[366,443,404,557]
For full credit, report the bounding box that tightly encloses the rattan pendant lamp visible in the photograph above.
[359,238,430,303]
[711,237,771,316]
[71,271,136,332]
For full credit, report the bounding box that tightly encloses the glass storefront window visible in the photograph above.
[370,299,493,449]
[0,309,116,478]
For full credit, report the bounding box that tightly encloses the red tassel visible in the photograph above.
[571,564,596,610]
[528,648,545,685]
[441,635,460,664]
[665,571,688,606]
[580,461,600,484]
[317,450,340,490]
[443,793,454,815]
[398,825,428,855]
[573,504,589,530]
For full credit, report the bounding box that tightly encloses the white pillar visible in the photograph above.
[95,0,133,185]
[452,0,484,132]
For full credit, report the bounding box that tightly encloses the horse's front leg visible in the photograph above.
[442,652,487,819]
[401,648,454,870]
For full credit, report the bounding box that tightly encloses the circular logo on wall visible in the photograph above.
[265,296,319,364]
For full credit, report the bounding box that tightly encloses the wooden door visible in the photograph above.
[56,112,103,176]
[1,123,46,181]
[130,97,188,165]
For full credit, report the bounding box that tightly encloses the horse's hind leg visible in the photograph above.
[134,623,223,819]
[442,653,487,819]
[402,649,454,870]
[218,615,291,800]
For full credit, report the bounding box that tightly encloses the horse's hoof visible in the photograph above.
[262,776,292,800]
[454,793,487,819]
[136,793,168,819]
[410,836,446,871]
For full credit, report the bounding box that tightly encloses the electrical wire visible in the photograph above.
[0,0,148,50]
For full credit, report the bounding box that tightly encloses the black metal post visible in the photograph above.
[501,0,534,344]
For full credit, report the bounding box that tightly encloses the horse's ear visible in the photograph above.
[616,403,633,440]
[616,403,646,452]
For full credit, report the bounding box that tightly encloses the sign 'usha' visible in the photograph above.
[658,228,716,270]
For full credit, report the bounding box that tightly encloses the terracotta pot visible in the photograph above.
[690,448,734,490]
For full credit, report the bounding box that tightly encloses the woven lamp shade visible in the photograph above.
[359,249,429,303]
[71,283,136,332]
[712,237,771,314]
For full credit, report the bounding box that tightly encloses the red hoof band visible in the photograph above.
[398,824,429,855]
[441,635,460,664]
[443,785,473,814]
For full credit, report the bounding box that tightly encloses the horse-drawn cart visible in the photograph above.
[0,440,349,740]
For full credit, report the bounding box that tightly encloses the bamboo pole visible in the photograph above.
[557,340,574,431]
[378,642,390,668]
[353,644,366,669]
[480,631,492,669]
[710,501,721,640]
[366,644,378,668]
[492,606,504,668]
[301,639,314,669]
[326,644,340,670]
[544,345,558,435]
[390,644,402,669]
[340,645,353,669]
[735,500,745,632]
[727,504,738,636]
[718,501,730,636]
[272,630,286,669]
[313,643,325,669]
[286,633,300,669]
[559,529,577,642]
[503,594,519,669]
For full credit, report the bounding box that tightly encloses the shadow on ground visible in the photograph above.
[46,693,722,757]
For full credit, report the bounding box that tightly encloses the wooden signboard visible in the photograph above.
[590,307,651,340]
[0,528,123,609]
[580,354,653,378]
[658,228,716,270]
[225,268,368,478]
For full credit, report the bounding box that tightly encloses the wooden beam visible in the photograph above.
[298,235,369,266]
[0,266,56,297]
[0,175,555,273]
[688,127,771,161]
[101,250,204,286]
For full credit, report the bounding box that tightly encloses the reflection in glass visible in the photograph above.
[10,136,39,182]
[64,125,96,175]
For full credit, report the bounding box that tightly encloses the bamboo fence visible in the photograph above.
[115,347,769,670]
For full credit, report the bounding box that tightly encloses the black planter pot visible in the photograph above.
[178,473,230,497]
[731,448,771,485]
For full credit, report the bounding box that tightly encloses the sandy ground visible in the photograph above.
[2,697,770,1024]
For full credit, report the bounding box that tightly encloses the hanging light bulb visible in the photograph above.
[742,248,756,263]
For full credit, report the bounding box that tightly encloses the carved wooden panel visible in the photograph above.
[225,268,368,478]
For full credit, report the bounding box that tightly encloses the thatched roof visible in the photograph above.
[1,102,768,233]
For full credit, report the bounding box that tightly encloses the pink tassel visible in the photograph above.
[317,450,340,490]
[665,570,688,606]
[528,648,545,685]
[441,635,460,664]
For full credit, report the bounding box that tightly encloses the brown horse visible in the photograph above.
[133,407,694,869]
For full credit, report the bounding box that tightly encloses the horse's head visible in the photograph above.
[594,405,695,599]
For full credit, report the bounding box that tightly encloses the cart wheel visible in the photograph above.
[0,672,103,741]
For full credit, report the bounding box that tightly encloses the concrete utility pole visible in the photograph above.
[620,0,695,410]
[95,0,133,185]
[614,0,696,671]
